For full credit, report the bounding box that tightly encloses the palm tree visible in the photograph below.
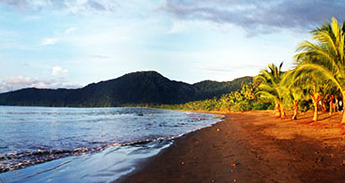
[255,62,287,118]
[319,82,338,115]
[291,69,327,121]
[290,87,307,120]
[295,17,345,123]
[281,69,309,120]
[306,73,323,121]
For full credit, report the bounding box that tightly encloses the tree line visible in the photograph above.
[161,17,345,123]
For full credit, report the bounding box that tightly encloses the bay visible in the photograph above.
[0,106,221,182]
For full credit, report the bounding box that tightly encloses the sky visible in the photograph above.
[0,0,344,92]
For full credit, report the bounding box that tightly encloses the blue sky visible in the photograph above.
[0,0,344,92]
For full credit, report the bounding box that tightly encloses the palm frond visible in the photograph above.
[295,63,343,93]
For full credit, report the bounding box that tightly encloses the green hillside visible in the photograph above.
[193,76,253,99]
[0,71,252,107]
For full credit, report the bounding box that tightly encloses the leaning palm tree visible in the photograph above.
[255,62,287,118]
[295,17,345,123]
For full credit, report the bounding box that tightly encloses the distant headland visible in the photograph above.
[0,71,252,107]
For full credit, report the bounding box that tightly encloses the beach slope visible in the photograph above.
[118,111,345,183]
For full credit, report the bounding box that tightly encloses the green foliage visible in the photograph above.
[0,71,253,107]
[294,17,345,122]
[300,100,312,112]
[254,62,286,106]
[192,76,253,100]
[161,82,263,112]
[231,100,251,112]
[251,100,274,110]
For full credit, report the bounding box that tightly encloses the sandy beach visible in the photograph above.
[118,110,345,183]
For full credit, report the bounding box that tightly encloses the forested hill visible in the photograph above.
[193,76,253,100]
[0,71,253,107]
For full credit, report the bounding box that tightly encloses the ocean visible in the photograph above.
[0,106,222,182]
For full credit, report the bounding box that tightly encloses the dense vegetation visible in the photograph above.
[159,82,272,112]
[0,71,252,107]
[163,17,345,124]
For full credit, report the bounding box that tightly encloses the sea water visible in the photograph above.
[0,106,222,182]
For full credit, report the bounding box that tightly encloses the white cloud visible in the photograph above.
[52,66,68,76]
[0,76,82,93]
[41,37,59,45]
[0,76,54,92]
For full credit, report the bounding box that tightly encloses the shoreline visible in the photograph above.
[118,110,345,183]
[0,107,221,182]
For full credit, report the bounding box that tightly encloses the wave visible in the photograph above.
[0,139,174,183]
[0,135,179,173]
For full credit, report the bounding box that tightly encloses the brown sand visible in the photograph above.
[118,111,345,183]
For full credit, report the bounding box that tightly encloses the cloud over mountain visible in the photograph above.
[0,76,80,93]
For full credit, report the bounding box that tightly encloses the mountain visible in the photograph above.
[0,71,253,107]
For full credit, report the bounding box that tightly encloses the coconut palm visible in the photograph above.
[303,73,323,121]
[295,17,345,123]
[318,82,338,115]
[281,69,309,120]
[290,68,328,121]
[289,86,307,120]
[255,62,287,118]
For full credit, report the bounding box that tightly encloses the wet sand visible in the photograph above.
[118,111,345,183]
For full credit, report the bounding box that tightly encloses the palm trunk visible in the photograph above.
[280,103,286,119]
[275,102,281,118]
[329,95,334,115]
[341,92,345,123]
[322,101,327,112]
[292,100,298,120]
[312,92,320,122]
[280,106,286,119]
[329,101,334,115]
[335,96,339,112]
[313,101,318,122]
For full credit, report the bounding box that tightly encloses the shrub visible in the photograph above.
[231,100,251,112]
[251,100,273,110]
